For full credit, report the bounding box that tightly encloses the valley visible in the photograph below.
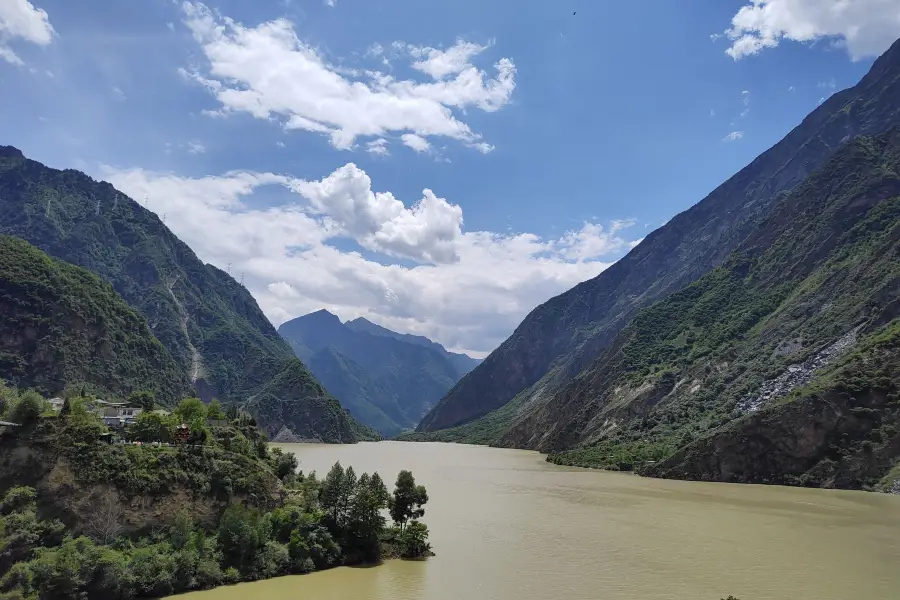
[3,3,900,599]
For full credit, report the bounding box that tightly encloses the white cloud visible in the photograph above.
[788,85,796,92]
[325,0,336,6]
[407,39,491,79]
[178,2,515,152]
[817,78,836,89]
[723,131,745,142]
[401,133,431,153]
[723,0,900,60]
[710,109,717,117]
[98,163,638,355]
[186,141,206,154]
[0,0,55,65]
[112,86,127,101]
[366,138,389,155]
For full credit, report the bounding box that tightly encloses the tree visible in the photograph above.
[320,463,352,529]
[175,398,206,424]
[270,448,299,481]
[84,488,124,544]
[128,411,171,443]
[127,390,156,412]
[207,399,225,420]
[389,470,428,531]
[8,391,44,425]
[346,472,389,562]
[399,521,431,558]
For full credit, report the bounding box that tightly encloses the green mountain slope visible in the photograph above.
[417,36,900,434]
[479,125,900,490]
[279,310,470,434]
[308,348,402,436]
[244,360,378,442]
[0,235,190,404]
[0,148,372,443]
[346,317,482,376]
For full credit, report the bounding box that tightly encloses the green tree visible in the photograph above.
[8,391,44,425]
[320,463,353,529]
[217,505,268,575]
[128,411,171,443]
[346,472,389,562]
[269,448,299,481]
[399,520,431,558]
[175,398,206,424]
[389,470,428,531]
[127,390,156,412]
[207,399,226,421]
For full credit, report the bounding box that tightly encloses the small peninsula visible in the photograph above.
[0,387,432,599]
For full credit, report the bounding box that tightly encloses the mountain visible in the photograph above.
[0,235,190,405]
[417,36,900,435]
[0,147,374,443]
[406,112,900,492]
[278,311,478,435]
[346,317,482,376]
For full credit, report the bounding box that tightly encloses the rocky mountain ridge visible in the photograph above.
[417,36,900,435]
[279,310,479,435]
[0,148,374,443]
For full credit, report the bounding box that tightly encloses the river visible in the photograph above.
[179,441,900,600]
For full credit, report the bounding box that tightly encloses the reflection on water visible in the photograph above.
[175,441,900,600]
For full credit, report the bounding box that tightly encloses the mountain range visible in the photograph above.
[409,37,900,491]
[278,310,481,435]
[0,147,376,443]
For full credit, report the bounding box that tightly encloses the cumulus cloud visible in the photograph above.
[723,131,745,142]
[0,0,55,65]
[722,0,900,60]
[178,2,515,152]
[401,133,431,153]
[186,141,206,154]
[366,138,389,156]
[98,163,638,355]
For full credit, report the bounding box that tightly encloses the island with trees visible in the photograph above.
[0,384,432,599]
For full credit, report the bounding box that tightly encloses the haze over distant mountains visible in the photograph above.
[278,310,481,435]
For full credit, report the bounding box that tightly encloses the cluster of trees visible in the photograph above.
[0,387,46,427]
[0,389,432,599]
[0,464,431,599]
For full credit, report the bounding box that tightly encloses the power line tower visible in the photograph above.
[240,272,245,286]
[113,194,119,211]
[226,262,232,276]
[95,198,101,216]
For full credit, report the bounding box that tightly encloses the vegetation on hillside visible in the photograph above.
[0,388,431,599]
[279,310,468,435]
[417,36,900,435]
[0,236,190,405]
[0,150,374,442]
[413,126,900,491]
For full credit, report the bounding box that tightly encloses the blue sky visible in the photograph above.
[1,0,898,356]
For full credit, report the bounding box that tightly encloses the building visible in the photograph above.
[100,406,143,429]
[48,398,65,412]
[173,424,190,444]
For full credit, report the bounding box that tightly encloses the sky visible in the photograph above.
[1,0,899,358]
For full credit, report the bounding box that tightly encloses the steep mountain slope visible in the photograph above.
[0,235,190,404]
[0,148,373,442]
[278,310,474,433]
[308,348,401,436]
[496,125,900,490]
[417,37,900,434]
[346,317,482,376]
